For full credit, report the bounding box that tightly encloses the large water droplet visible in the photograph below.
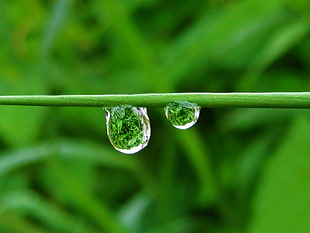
[164,101,201,129]
[105,105,151,154]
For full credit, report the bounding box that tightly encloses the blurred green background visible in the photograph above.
[1,0,310,232]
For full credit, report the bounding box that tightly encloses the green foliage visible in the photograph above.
[165,101,199,127]
[248,116,310,233]
[1,0,310,232]
[106,105,145,151]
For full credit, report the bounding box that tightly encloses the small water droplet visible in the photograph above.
[164,101,200,129]
[105,105,151,154]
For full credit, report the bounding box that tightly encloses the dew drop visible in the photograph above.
[105,105,151,154]
[164,101,201,129]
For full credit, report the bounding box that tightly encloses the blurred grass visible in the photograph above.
[1,0,310,232]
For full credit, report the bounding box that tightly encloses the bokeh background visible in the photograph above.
[1,0,310,232]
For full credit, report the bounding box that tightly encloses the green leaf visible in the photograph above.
[0,190,102,233]
[255,18,309,65]
[240,19,309,89]
[40,0,74,58]
[174,130,217,206]
[161,0,284,84]
[248,115,310,233]
[0,212,49,233]
[44,158,129,233]
[95,0,170,92]
[118,192,151,233]
[0,140,139,177]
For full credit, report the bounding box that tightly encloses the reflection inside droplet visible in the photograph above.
[165,101,200,129]
[105,105,151,154]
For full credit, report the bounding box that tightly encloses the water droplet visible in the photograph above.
[164,101,201,129]
[105,105,151,154]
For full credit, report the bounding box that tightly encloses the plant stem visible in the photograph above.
[0,92,310,108]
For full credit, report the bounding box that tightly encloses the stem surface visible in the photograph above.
[0,93,310,108]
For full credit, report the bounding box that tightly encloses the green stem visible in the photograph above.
[0,92,310,108]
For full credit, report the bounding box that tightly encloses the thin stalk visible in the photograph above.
[0,93,310,108]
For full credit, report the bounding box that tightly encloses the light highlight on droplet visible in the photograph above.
[164,101,200,129]
[105,105,151,154]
